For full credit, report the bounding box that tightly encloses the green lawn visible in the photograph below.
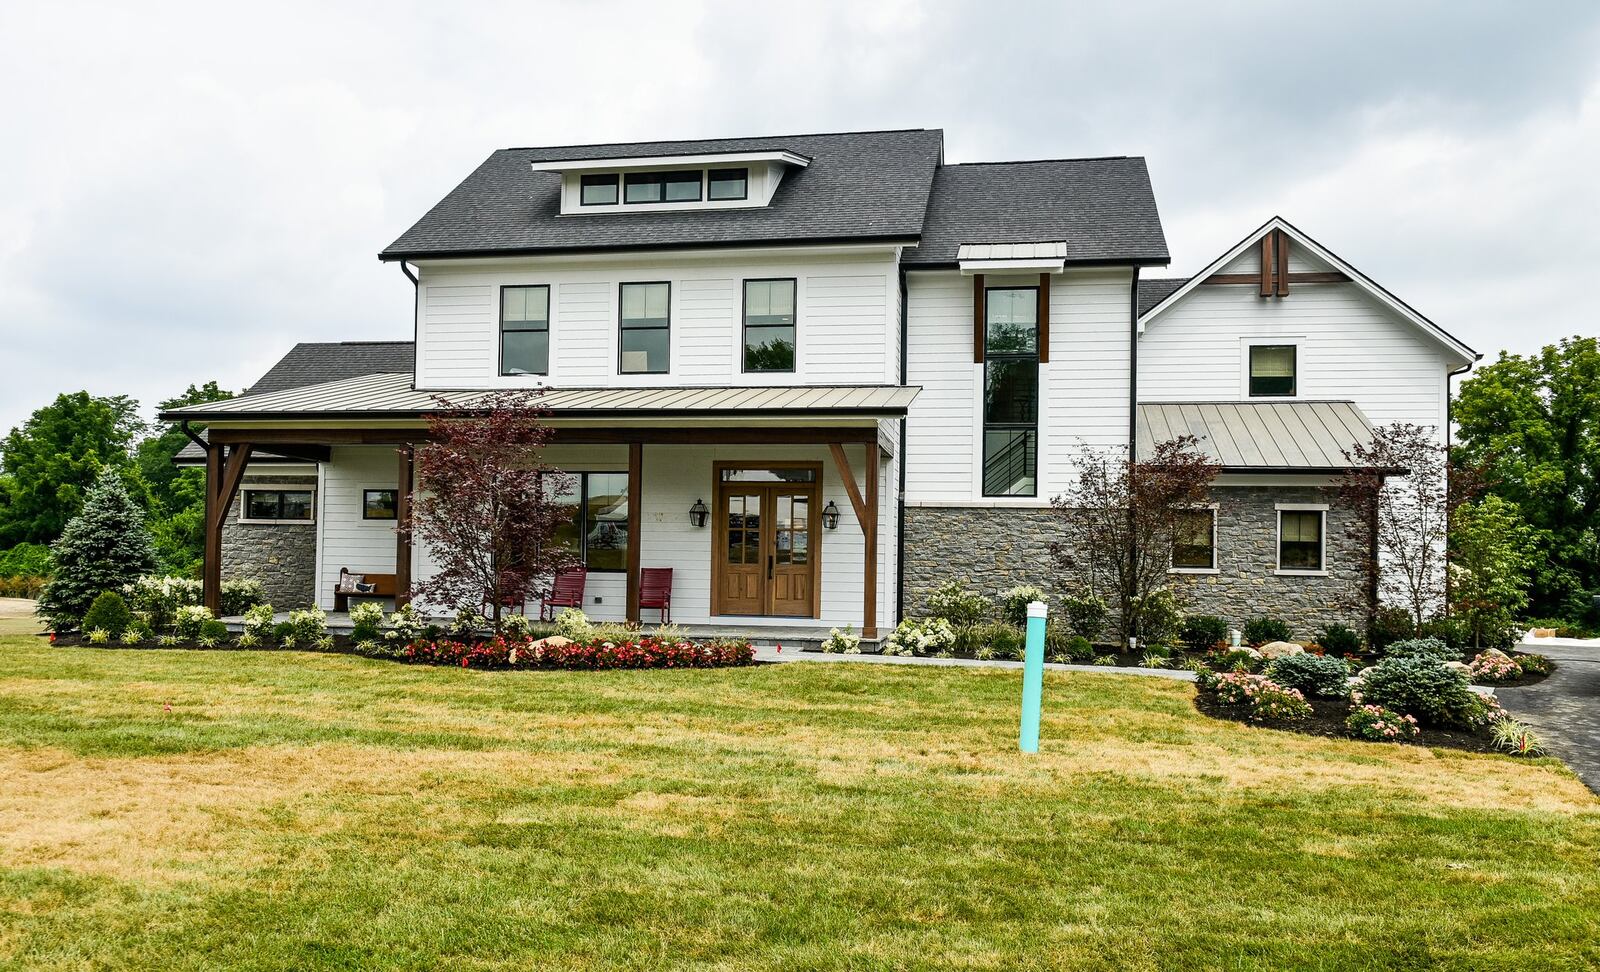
[1,627,1597,971]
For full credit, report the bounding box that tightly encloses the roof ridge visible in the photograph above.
[945,155,1137,167]
[503,127,940,152]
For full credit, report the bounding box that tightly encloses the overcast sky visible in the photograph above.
[1,1,1596,434]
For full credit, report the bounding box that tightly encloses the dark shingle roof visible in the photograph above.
[903,157,1169,267]
[380,129,944,260]
[1137,276,1189,316]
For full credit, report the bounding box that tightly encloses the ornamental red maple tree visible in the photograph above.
[405,390,578,629]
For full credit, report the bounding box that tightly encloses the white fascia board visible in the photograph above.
[1137,216,1479,366]
[958,258,1067,275]
[530,150,810,173]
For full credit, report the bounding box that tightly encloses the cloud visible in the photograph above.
[1,0,1596,433]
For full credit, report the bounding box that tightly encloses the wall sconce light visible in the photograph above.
[822,500,840,530]
[688,498,709,528]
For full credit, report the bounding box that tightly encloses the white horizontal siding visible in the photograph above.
[316,446,402,610]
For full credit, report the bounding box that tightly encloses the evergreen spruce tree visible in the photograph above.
[36,467,157,631]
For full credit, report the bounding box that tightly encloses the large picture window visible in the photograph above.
[743,278,796,372]
[1172,508,1217,570]
[242,489,313,523]
[619,282,670,374]
[1249,345,1297,397]
[500,285,550,376]
[982,287,1039,496]
[550,472,629,572]
[1278,508,1325,571]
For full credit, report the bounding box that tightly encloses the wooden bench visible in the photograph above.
[334,569,397,611]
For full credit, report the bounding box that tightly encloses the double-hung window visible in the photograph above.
[1249,345,1296,397]
[619,282,670,374]
[742,278,796,372]
[500,285,550,376]
[1172,508,1217,570]
[982,288,1039,496]
[550,472,630,572]
[1277,507,1325,572]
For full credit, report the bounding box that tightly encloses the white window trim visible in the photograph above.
[1241,336,1304,400]
[238,486,317,526]
[1169,503,1220,574]
[1274,502,1328,576]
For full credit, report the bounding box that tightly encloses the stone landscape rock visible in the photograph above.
[1258,640,1305,659]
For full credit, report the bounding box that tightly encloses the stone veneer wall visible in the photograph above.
[221,474,318,610]
[902,484,1366,637]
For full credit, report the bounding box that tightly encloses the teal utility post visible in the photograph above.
[1019,600,1047,753]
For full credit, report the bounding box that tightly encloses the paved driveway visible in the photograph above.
[1497,637,1600,793]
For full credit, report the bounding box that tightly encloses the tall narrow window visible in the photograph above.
[619,282,670,374]
[1278,509,1324,571]
[743,278,796,372]
[1249,345,1296,397]
[1172,508,1217,570]
[548,472,629,572]
[982,287,1039,497]
[500,285,550,376]
[708,167,748,200]
[580,174,618,205]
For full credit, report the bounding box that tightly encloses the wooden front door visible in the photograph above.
[713,465,821,618]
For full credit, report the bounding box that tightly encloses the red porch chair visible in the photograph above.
[540,568,588,621]
[639,567,673,623]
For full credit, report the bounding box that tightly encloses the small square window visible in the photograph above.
[1278,510,1324,571]
[580,174,618,206]
[708,167,748,201]
[1250,345,1297,397]
[363,489,398,520]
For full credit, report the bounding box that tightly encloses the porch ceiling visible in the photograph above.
[162,373,920,422]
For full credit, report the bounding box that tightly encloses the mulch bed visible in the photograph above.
[1192,693,1502,753]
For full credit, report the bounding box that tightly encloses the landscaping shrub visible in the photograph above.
[0,541,52,578]
[554,608,593,641]
[197,618,229,647]
[119,619,153,645]
[220,579,267,617]
[406,634,755,670]
[1468,650,1522,683]
[385,603,425,645]
[173,605,213,640]
[1210,672,1311,722]
[1065,635,1095,663]
[1132,588,1182,646]
[1516,653,1553,676]
[1490,718,1545,756]
[1354,657,1479,727]
[1179,614,1228,652]
[124,576,203,630]
[1345,704,1420,742]
[449,610,488,638]
[1265,653,1352,698]
[821,626,862,654]
[81,591,133,637]
[1059,590,1109,642]
[925,582,990,627]
[0,575,47,599]
[998,585,1048,626]
[1378,637,1456,664]
[1369,605,1416,649]
[1091,654,1117,666]
[36,471,158,630]
[1208,646,1263,673]
[278,607,329,649]
[884,617,956,657]
[349,602,386,642]
[1242,617,1292,645]
[86,628,111,644]
[498,614,538,640]
[1419,615,1469,651]
[972,622,1024,661]
[1317,624,1363,657]
[242,603,275,639]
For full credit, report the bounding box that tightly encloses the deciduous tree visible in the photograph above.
[0,392,144,545]
[1449,495,1535,649]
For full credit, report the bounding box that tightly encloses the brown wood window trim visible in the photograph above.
[972,273,986,364]
[1037,272,1050,363]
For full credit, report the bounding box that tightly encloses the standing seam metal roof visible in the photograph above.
[1137,401,1374,469]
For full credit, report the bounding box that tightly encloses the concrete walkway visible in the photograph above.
[752,645,1198,681]
[1496,636,1600,793]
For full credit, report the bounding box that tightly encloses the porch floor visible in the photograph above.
[219,612,878,650]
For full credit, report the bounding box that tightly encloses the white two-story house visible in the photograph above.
[168,128,1477,639]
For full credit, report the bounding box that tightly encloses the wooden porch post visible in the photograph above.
[395,444,414,607]
[202,443,223,613]
[862,441,879,641]
[626,441,643,624]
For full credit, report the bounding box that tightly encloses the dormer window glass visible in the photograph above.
[619,282,671,374]
[580,174,619,206]
[500,285,550,376]
[708,168,748,201]
[624,170,703,205]
[1249,345,1296,397]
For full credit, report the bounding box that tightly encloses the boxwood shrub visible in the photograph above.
[1243,616,1292,645]
[1179,614,1229,652]
[1316,623,1363,656]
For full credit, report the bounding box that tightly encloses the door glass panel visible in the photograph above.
[789,496,808,565]
[720,468,817,483]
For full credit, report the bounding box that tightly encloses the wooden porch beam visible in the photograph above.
[206,426,882,447]
[1199,271,1350,286]
[625,442,643,624]
[1259,234,1274,297]
[395,445,414,608]
[862,441,878,641]
[211,444,254,536]
[827,443,869,525]
[202,443,223,613]
[1274,229,1290,297]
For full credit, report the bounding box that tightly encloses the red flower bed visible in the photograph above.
[404,635,755,671]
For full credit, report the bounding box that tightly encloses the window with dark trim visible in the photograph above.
[1278,509,1324,570]
[362,489,397,520]
[1173,508,1216,569]
[982,287,1039,496]
[580,174,618,206]
[619,282,670,374]
[742,278,796,372]
[500,285,550,376]
[708,167,748,200]
[623,170,702,204]
[1249,344,1296,397]
[242,489,313,522]
[550,472,629,572]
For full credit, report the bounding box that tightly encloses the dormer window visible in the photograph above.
[708,168,748,201]
[625,170,702,204]
[580,174,619,206]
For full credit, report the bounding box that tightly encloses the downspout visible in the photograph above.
[400,261,420,388]
[1126,267,1141,640]
[1442,358,1477,616]
[895,266,910,625]
[179,419,207,453]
